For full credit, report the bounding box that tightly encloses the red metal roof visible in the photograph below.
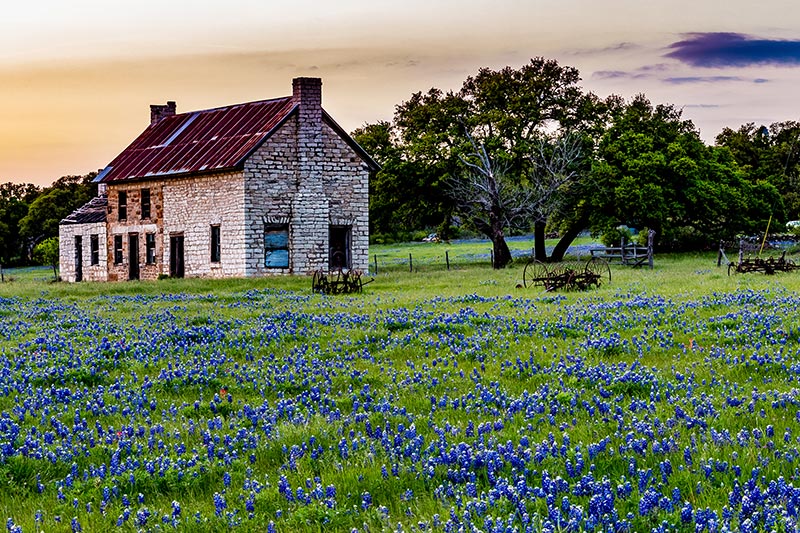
[96,97,298,183]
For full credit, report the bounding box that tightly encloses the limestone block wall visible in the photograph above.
[244,120,299,275]
[58,222,108,282]
[106,185,164,281]
[162,171,246,278]
[244,116,370,275]
[321,123,370,272]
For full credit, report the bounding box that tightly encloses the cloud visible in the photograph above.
[571,42,639,56]
[592,70,650,80]
[682,104,722,109]
[665,33,800,67]
[663,76,769,84]
[664,76,745,84]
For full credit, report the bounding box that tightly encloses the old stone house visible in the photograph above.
[59,77,376,282]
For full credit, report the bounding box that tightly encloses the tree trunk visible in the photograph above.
[490,223,513,269]
[533,220,547,262]
[549,212,590,262]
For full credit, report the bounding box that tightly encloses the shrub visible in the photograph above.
[32,237,59,280]
[600,225,632,247]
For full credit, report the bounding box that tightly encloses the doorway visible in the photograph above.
[169,234,184,278]
[128,234,139,280]
[75,235,83,282]
[329,225,351,270]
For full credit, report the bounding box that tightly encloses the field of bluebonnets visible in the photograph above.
[4,253,800,532]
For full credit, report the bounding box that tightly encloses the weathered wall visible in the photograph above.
[243,117,370,275]
[244,119,298,275]
[107,172,245,280]
[106,185,163,281]
[161,171,246,278]
[321,122,370,272]
[58,222,108,282]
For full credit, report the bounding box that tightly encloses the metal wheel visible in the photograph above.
[312,270,327,293]
[585,257,611,284]
[523,260,549,288]
[351,270,364,293]
[727,262,737,276]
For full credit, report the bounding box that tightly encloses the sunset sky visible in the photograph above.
[2,0,800,186]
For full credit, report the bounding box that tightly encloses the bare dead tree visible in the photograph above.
[449,131,588,267]
[529,133,589,262]
[450,133,540,268]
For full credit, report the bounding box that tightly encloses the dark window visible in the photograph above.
[329,225,352,269]
[141,188,151,219]
[264,225,289,268]
[114,235,123,264]
[118,191,127,221]
[90,234,99,266]
[210,225,221,263]
[145,233,156,264]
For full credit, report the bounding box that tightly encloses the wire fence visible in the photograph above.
[368,243,603,274]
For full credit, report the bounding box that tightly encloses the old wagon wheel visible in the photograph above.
[329,269,345,294]
[727,262,738,276]
[312,270,328,293]
[523,260,549,288]
[349,270,364,292]
[585,257,611,284]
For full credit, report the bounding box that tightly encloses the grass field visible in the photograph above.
[1,244,800,532]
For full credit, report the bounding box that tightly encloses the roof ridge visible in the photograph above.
[171,95,293,118]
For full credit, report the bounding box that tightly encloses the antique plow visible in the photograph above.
[312,269,373,294]
[523,257,611,291]
[727,251,799,276]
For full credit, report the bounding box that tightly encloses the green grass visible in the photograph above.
[2,243,800,531]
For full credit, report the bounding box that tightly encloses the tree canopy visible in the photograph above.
[0,173,96,266]
[356,61,793,257]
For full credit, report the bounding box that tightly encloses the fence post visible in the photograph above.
[373,254,378,275]
[647,230,656,269]
[409,253,413,273]
[717,240,723,267]
[445,250,450,271]
[0,263,3,283]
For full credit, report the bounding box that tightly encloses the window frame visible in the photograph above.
[118,191,127,221]
[145,233,156,265]
[210,224,221,263]
[264,224,290,269]
[90,234,99,266]
[113,235,123,265]
[141,188,151,219]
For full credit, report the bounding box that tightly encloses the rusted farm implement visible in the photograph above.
[727,251,799,276]
[312,269,373,294]
[523,257,611,291]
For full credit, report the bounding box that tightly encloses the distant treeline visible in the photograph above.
[352,58,800,265]
[0,174,96,267]
[4,58,800,268]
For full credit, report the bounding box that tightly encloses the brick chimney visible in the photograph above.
[150,101,176,125]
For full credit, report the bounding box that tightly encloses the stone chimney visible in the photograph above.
[292,77,322,125]
[150,101,176,125]
[291,77,328,273]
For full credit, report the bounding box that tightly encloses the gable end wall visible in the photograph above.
[243,117,369,275]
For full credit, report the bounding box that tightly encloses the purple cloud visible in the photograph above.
[666,33,800,67]
[664,76,748,84]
